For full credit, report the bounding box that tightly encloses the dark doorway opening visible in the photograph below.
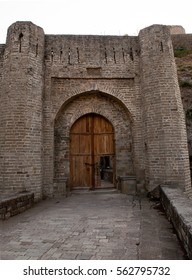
[100,156,113,183]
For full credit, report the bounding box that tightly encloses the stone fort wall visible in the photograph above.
[43,33,144,197]
[0,21,191,200]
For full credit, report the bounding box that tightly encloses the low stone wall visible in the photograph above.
[0,192,34,220]
[160,186,192,259]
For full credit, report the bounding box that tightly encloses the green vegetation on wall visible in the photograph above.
[174,48,192,58]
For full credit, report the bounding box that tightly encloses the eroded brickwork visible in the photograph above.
[0,21,191,200]
[0,44,5,188]
[0,22,44,200]
[139,25,191,192]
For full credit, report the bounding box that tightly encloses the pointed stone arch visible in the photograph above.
[54,91,134,190]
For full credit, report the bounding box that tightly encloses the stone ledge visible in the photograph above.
[0,192,34,220]
[160,186,192,259]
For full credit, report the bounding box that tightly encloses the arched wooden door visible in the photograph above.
[70,114,115,189]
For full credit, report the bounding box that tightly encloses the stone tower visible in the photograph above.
[0,22,44,200]
[139,25,191,193]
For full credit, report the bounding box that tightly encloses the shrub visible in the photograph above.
[180,80,192,88]
[186,109,192,120]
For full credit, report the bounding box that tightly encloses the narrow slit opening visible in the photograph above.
[122,48,125,63]
[105,48,107,64]
[160,41,164,52]
[130,47,134,61]
[51,48,54,62]
[68,48,71,64]
[113,48,116,63]
[19,33,24,53]
[60,49,63,61]
[77,48,80,63]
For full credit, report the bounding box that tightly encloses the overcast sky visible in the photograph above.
[0,0,191,43]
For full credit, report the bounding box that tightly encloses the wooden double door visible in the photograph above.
[70,114,115,189]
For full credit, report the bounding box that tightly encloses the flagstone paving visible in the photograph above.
[0,190,187,260]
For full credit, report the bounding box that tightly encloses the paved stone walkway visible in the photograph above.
[0,190,187,260]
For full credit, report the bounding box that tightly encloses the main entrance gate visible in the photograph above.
[70,114,115,189]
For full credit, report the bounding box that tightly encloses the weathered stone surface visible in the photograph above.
[0,191,187,260]
[160,186,192,259]
[0,192,34,220]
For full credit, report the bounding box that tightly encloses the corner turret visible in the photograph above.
[0,22,45,200]
[139,24,191,193]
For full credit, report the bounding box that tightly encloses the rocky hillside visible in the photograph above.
[175,49,192,158]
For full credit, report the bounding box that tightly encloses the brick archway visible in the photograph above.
[54,91,134,189]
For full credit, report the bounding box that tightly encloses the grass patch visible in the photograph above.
[174,48,192,58]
